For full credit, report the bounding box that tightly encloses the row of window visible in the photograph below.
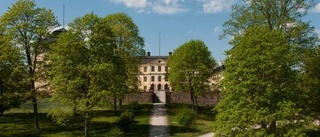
[143,83,170,90]
[143,66,168,72]
[143,76,167,82]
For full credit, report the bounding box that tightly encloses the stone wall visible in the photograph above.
[123,92,153,103]
[122,91,220,106]
[166,91,220,106]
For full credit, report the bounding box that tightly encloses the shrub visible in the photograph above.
[127,101,142,116]
[116,110,135,128]
[106,125,124,137]
[177,108,196,128]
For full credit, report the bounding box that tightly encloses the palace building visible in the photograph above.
[139,52,171,92]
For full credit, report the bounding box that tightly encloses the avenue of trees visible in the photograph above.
[214,0,320,136]
[0,0,145,136]
[167,40,217,115]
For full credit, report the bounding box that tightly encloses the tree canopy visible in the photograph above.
[0,0,58,131]
[102,13,145,111]
[49,13,128,137]
[168,39,216,114]
[214,0,319,136]
[214,26,306,136]
[0,27,28,116]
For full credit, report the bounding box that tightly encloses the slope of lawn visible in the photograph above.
[0,97,153,137]
[166,103,215,137]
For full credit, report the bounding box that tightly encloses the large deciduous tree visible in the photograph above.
[0,27,28,116]
[168,40,216,115]
[299,46,320,122]
[214,26,305,136]
[103,13,145,111]
[0,0,58,131]
[214,0,319,136]
[49,13,116,137]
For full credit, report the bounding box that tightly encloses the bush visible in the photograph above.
[116,110,135,128]
[127,101,142,116]
[106,125,124,137]
[177,108,196,128]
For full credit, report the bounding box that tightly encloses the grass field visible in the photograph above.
[166,103,215,137]
[0,97,153,137]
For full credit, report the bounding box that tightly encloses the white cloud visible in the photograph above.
[311,3,320,13]
[152,5,188,15]
[214,26,222,33]
[108,0,233,14]
[109,0,147,9]
[201,0,235,13]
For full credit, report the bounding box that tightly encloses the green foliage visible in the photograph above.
[221,0,317,46]
[0,31,28,114]
[127,101,143,116]
[103,12,145,97]
[168,39,217,113]
[49,13,116,137]
[177,108,196,128]
[168,39,216,95]
[115,110,135,129]
[214,26,306,136]
[299,46,320,119]
[106,125,124,137]
[0,0,58,129]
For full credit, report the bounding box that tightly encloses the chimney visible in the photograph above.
[147,52,150,56]
[169,52,172,55]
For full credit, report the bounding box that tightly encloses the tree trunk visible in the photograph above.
[0,81,3,116]
[190,91,195,111]
[119,98,123,110]
[0,105,3,116]
[73,98,77,116]
[194,95,198,118]
[32,95,40,131]
[113,97,117,113]
[84,110,90,137]
[268,121,277,135]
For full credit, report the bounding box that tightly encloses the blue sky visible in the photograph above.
[1,0,320,63]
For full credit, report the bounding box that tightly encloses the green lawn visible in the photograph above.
[166,103,215,137]
[0,97,153,137]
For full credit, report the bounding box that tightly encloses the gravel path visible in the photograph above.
[149,103,169,137]
[198,132,215,137]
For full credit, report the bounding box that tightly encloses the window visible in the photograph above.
[165,66,168,71]
[158,66,161,72]
[144,76,147,82]
[151,76,155,82]
[144,86,147,90]
[158,76,161,82]
[157,84,162,90]
[144,66,147,72]
[151,66,155,72]
[165,76,168,81]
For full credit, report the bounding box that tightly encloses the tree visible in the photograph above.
[49,13,116,137]
[222,0,318,63]
[0,0,58,131]
[103,13,145,112]
[214,26,306,136]
[167,40,216,115]
[0,27,28,116]
[299,46,320,122]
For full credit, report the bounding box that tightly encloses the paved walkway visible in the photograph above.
[149,103,169,137]
[198,132,215,137]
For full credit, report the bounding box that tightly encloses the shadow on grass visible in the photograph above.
[0,103,153,137]
[169,124,200,136]
[305,129,320,137]
[166,103,215,121]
